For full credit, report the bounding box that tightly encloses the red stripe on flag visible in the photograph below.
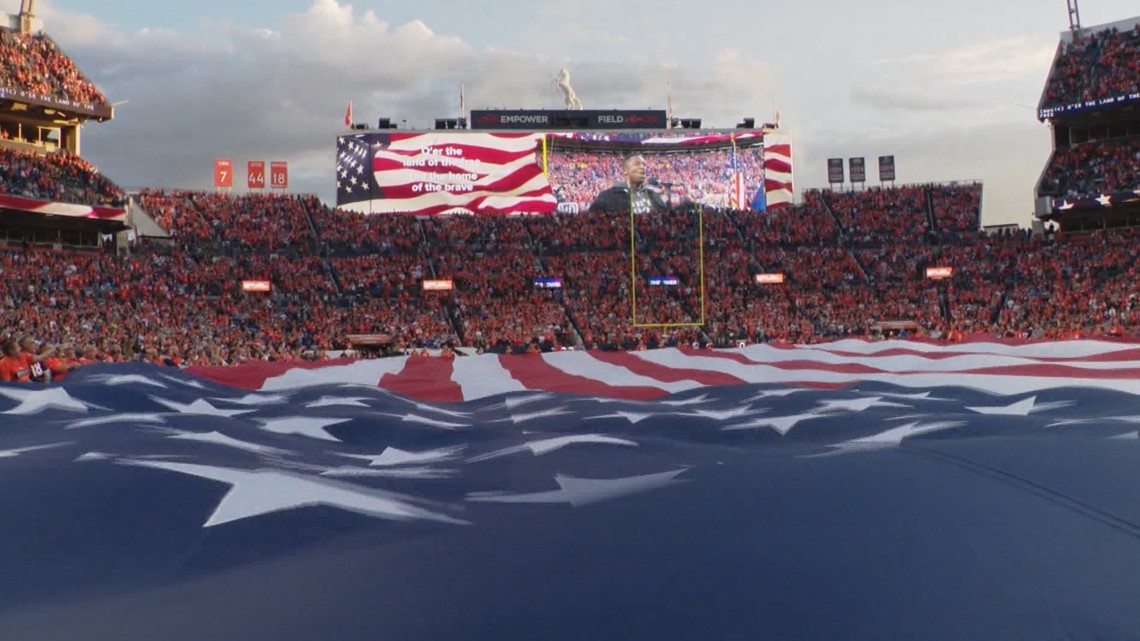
[379,356,464,402]
[497,354,667,400]
[587,351,747,387]
[764,159,793,174]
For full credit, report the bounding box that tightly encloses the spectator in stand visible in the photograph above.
[0,339,30,382]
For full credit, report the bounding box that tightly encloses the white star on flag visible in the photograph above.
[167,431,290,456]
[468,434,638,462]
[85,373,168,388]
[467,468,688,507]
[814,397,910,413]
[683,406,762,421]
[496,407,573,425]
[809,420,967,456]
[305,396,373,409]
[374,412,471,429]
[67,413,167,429]
[255,417,351,442]
[966,396,1073,416]
[212,393,290,406]
[336,445,465,467]
[722,410,831,435]
[119,460,468,527]
[585,411,659,425]
[0,388,101,415]
[0,442,72,459]
[150,396,255,418]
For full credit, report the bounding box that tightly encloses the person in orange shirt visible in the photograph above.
[0,340,31,383]
[20,337,56,383]
[42,345,78,382]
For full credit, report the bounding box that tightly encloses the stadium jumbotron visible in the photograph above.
[5,1,1140,639]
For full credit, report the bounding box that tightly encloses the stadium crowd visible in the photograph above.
[1039,136,1140,197]
[0,26,107,107]
[2,140,1140,374]
[0,147,124,206]
[1040,23,1140,111]
[10,173,1140,377]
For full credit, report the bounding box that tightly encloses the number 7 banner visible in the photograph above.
[270,161,289,190]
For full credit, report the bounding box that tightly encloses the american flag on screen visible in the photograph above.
[728,136,746,210]
[764,132,794,209]
[335,133,377,205]
[336,132,556,216]
[7,338,1140,639]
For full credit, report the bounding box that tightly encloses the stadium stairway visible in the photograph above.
[846,249,871,281]
[191,193,218,238]
[128,197,170,240]
[517,216,585,348]
[302,201,344,296]
[819,192,849,237]
[923,187,940,238]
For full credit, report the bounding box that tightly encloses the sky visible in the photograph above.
[4,0,1138,227]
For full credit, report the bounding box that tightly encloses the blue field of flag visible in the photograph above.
[3,361,1140,639]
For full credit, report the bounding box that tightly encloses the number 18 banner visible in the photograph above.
[270,161,289,190]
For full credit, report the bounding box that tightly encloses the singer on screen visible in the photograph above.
[589,154,668,215]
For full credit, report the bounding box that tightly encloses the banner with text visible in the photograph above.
[878,155,896,182]
[849,157,866,183]
[270,161,289,190]
[214,159,233,188]
[827,158,844,184]
[336,132,556,215]
[247,161,266,189]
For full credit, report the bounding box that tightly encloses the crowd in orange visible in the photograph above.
[6,175,1140,378]
[0,26,106,106]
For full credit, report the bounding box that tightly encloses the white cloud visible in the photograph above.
[850,86,992,113]
[890,37,1057,86]
[21,0,774,200]
[1,0,1056,228]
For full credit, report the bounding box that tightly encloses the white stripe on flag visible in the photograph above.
[388,133,543,153]
[260,358,410,391]
[629,349,1140,396]
[451,355,528,401]
[802,339,1140,358]
[543,351,705,394]
[732,345,1140,373]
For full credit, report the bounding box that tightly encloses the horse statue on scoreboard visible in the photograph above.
[557,68,584,111]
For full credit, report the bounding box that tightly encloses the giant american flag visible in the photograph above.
[4,338,1140,639]
[336,131,557,216]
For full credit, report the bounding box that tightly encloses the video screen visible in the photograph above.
[545,131,765,214]
[335,130,766,215]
